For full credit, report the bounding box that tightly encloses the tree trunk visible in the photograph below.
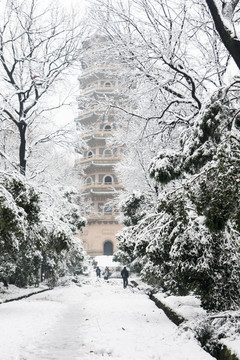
[18,120,27,175]
[206,0,240,71]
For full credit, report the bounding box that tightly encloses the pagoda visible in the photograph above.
[75,36,125,256]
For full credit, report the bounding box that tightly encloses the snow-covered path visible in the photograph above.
[0,275,214,360]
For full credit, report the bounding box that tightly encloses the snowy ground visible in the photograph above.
[0,284,49,304]
[0,261,215,360]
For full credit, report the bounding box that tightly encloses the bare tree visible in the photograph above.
[205,0,240,70]
[0,0,86,175]
[86,0,231,203]
[91,0,230,129]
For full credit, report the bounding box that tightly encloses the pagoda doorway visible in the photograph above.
[104,240,113,255]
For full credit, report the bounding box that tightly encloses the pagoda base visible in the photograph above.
[77,221,123,257]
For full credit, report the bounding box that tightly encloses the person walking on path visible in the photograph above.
[96,266,101,278]
[103,267,109,280]
[121,267,129,288]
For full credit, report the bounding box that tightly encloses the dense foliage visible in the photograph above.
[0,172,86,288]
[97,0,240,312]
[0,0,87,289]
[115,85,240,311]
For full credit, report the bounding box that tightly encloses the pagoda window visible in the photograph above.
[105,82,111,87]
[104,176,112,184]
[104,125,111,132]
[86,177,92,185]
[113,148,117,156]
[104,205,112,215]
[81,61,87,69]
[104,149,112,157]
[87,151,93,158]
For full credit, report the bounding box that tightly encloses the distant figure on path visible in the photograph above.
[121,267,129,288]
[103,267,109,280]
[96,266,101,278]
[92,259,97,268]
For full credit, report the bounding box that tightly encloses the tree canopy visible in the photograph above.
[89,0,240,311]
[0,0,87,287]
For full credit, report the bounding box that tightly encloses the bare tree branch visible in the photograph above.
[206,0,240,70]
[0,0,86,174]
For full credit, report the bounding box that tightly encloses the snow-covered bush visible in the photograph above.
[114,227,137,266]
[149,150,182,184]
[0,172,41,286]
[120,192,146,226]
[116,85,240,311]
[188,312,240,359]
[0,172,86,288]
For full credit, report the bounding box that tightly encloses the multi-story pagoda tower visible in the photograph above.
[75,36,124,257]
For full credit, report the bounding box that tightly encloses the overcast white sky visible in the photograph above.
[51,0,90,127]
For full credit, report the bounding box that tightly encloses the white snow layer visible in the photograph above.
[0,273,215,360]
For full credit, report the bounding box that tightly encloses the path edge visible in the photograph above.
[0,288,51,304]
[130,280,239,360]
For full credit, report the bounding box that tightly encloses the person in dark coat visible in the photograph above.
[121,266,129,288]
[96,266,101,278]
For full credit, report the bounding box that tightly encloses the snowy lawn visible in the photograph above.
[0,273,214,360]
[154,293,206,320]
[154,292,240,359]
[0,283,49,304]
